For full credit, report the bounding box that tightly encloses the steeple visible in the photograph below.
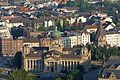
[96,20,106,47]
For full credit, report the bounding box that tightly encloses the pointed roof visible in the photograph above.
[96,20,106,39]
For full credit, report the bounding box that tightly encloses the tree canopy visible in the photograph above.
[14,51,22,69]
[9,68,32,80]
[86,44,120,61]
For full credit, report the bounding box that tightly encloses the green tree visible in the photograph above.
[9,68,31,80]
[14,51,22,69]
[66,73,74,80]
[77,0,89,12]
[71,22,77,30]
[37,26,46,31]
[55,77,61,80]
[11,27,23,39]
[66,1,77,7]
[55,19,61,31]
[63,19,70,31]
[78,20,83,30]
[111,7,119,23]
[66,71,84,80]
[103,0,112,8]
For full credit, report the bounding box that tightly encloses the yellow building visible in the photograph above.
[23,54,43,72]
[23,27,91,73]
[43,50,82,72]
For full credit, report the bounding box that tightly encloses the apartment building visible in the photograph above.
[0,38,23,56]
[62,31,90,48]
[106,31,120,47]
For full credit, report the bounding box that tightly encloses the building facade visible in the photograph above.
[98,56,120,80]
[95,21,106,47]
[23,54,43,72]
[62,31,90,48]
[23,28,91,73]
[0,38,23,56]
[39,37,52,47]
[106,31,120,47]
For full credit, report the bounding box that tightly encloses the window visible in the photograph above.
[28,60,29,69]
[31,60,32,69]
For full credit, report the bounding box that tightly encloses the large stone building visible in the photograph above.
[0,38,23,56]
[23,38,39,55]
[23,36,52,55]
[23,28,91,73]
[38,37,51,47]
[0,25,12,38]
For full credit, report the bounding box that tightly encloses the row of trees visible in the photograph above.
[73,43,120,61]
[9,68,37,80]
[8,51,37,80]
[55,65,85,80]
[37,19,84,32]
[55,19,84,31]
[86,44,120,61]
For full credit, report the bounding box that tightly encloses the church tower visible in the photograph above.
[96,20,106,47]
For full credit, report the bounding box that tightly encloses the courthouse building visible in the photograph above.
[23,28,91,73]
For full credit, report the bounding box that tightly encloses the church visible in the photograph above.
[95,20,106,47]
[23,27,91,73]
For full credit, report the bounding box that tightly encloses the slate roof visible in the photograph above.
[106,30,119,35]
[60,54,81,59]
[23,37,39,43]
[32,47,49,51]
[62,48,81,51]
[101,69,120,78]
[25,53,42,58]
[105,56,120,67]
[44,50,63,56]
[9,18,22,23]
[100,56,120,79]
[84,25,98,29]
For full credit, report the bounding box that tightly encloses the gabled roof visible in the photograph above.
[102,69,120,79]
[105,56,120,67]
[84,25,98,29]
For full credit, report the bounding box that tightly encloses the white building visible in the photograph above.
[62,35,77,48]
[106,31,120,47]
[62,31,90,48]
[0,26,12,38]
[44,20,55,28]
[1,15,24,28]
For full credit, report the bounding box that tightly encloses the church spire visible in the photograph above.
[97,20,105,38]
[96,20,106,47]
